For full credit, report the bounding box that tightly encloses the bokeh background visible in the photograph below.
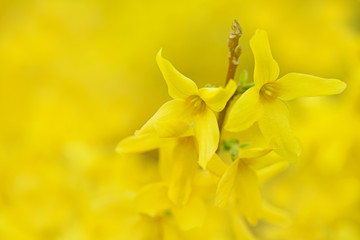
[0,0,359,239]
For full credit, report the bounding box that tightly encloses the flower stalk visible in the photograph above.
[218,19,242,134]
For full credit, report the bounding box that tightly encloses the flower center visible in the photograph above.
[185,95,206,114]
[260,82,279,102]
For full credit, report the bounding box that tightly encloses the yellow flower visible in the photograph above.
[214,148,291,226]
[134,49,237,168]
[215,148,272,225]
[135,182,206,231]
[117,134,198,207]
[159,137,199,206]
[224,29,347,157]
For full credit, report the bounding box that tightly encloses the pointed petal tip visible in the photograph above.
[198,159,207,170]
[324,78,347,95]
[277,73,348,100]
[338,80,347,93]
[252,29,268,40]
[155,49,198,99]
[156,48,163,62]
[255,28,266,34]
[115,140,126,154]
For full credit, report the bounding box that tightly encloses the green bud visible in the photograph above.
[239,70,248,85]
[220,138,248,160]
[241,83,255,91]
[229,148,239,160]
[239,142,251,149]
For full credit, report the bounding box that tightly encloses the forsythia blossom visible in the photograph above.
[117,28,347,238]
[224,30,346,157]
[132,49,237,168]
[215,148,272,225]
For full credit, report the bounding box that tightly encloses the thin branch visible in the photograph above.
[217,20,242,130]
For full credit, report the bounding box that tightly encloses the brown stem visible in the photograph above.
[217,20,242,130]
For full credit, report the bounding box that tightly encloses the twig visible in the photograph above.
[217,19,242,130]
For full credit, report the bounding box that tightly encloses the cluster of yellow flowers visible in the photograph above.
[117,29,346,239]
[1,0,360,239]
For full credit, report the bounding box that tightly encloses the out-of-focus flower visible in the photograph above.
[118,134,199,206]
[213,147,290,226]
[136,182,206,231]
[215,148,272,225]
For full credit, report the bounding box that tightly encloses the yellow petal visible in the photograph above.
[194,107,219,169]
[258,99,301,158]
[261,202,291,227]
[231,214,258,240]
[277,73,347,100]
[234,161,262,225]
[116,134,162,153]
[135,183,171,216]
[250,29,279,87]
[172,196,206,231]
[256,161,289,184]
[238,147,272,159]
[157,49,198,99]
[224,87,263,132]
[245,151,284,170]
[138,99,193,136]
[167,137,198,206]
[155,119,194,138]
[215,159,239,208]
[206,154,227,177]
[159,139,177,182]
[198,80,237,112]
[162,220,181,240]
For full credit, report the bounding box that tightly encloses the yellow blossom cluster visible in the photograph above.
[117,28,346,238]
[0,0,360,239]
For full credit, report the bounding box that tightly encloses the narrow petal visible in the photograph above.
[224,87,263,132]
[215,159,239,208]
[234,161,262,225]
[231,214,258,240]
[250,29,279,87]
[198,80,237,112]
[277,72,347,100]
[167,137,198,206]
[245,152,284,170]
[116,134,162,153]
[155,119,194,138]
[194,107,219,169]
[135,183,171,216]
[256,161,289,184]
[138,99,193,136]
[238,147,272,159]
[157,49,198,99]
[261,202,291,227]
[258,100,301,158]
[159,139,177,182]
[172,196,206,231]
[206,154,227,177]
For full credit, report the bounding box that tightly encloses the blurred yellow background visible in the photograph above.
[0,0,359,239]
